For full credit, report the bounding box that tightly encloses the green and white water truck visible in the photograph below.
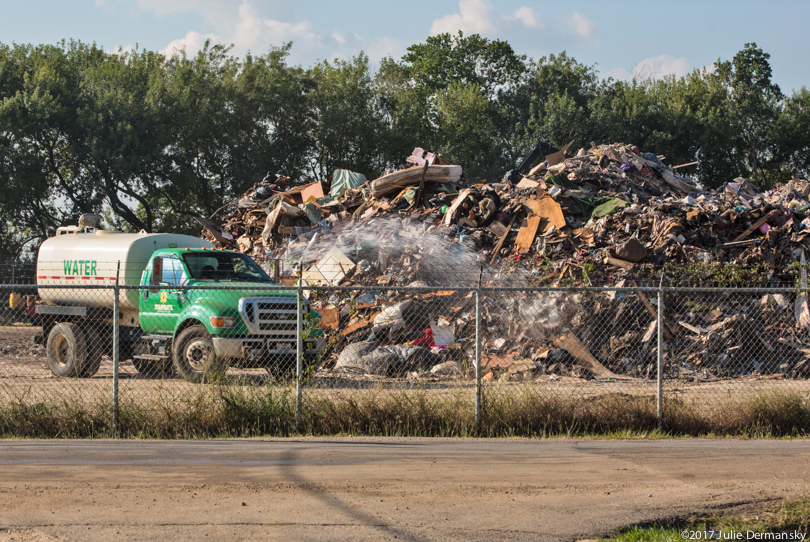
[35,217,323,382]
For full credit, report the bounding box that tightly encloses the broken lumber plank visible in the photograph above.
[641,320,657,343]
[678,321,707,335]
[522,195,566,230]
[516,177,540,189]
[514,216,542,254]
[341,317,370,336]
[527,162,546,177]
[489,214,518,265]
[717,239,756,249]
[413,161,429,209]
[635,290,673,339]
[553,332,625,380]
[552,263,571,287]
[705,313,742,332]
[371,165,462,197]
[443,189,471,226]
[604,256,634,269]
[732,215,770,242]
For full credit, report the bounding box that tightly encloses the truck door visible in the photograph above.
[139,255,187,334]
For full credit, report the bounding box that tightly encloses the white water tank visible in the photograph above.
[37,230,213,313]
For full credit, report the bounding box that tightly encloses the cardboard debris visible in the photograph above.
[303,247,356,286]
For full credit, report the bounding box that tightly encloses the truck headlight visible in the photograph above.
[210,317,237,329]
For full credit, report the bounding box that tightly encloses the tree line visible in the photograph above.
[1,33,808,262]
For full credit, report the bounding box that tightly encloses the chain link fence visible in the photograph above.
[0,264,36,285]
[1,278,809,434]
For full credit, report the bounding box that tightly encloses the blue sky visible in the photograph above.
[2,0,808,93]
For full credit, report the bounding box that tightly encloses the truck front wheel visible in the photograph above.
[46,323,90,378]
[172,326,228,383]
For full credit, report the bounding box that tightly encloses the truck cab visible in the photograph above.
[137,247,323,381]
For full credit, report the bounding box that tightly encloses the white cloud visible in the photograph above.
[321,34,406,65]
[137,0,598,69]
[160,31,218,58]
[140,0,404,66]
[509,6,545,29]
[606,54,691,81]
[262,20,321,49]
[429,1,599,54]
[430,0,497,35]
[361,36,405,62]
[567,12,597,40]
[149,1,323,61]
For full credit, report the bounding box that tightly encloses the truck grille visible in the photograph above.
[238,297,301,338]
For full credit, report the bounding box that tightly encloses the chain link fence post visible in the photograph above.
[475,282,482,429]
[112,271,120,437]
[656,279,664,431]
[296,263,303,434]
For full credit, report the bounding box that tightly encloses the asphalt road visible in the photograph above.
[0,438,807,541]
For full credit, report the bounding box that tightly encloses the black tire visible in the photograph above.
[46,322,89,378]
[172,325,228,383]
[132,357,176,379]
[79,325,103,378]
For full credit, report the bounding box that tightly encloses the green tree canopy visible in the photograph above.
[1,37,807,261]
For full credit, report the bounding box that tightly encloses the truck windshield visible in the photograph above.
[182,252,273,282]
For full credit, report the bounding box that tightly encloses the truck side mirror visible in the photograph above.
[150,258,162,293]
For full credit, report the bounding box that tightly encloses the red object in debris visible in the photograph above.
[408,328,435,348]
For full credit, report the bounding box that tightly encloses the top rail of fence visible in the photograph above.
[0,283,805,295]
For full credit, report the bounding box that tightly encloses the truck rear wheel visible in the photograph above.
[46,323,90,378]
[172,326,228,383]
[78,325,103,378]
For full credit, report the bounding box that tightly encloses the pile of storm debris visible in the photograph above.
[196,143,810,382]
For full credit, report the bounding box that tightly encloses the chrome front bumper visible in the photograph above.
[212,337,326,359]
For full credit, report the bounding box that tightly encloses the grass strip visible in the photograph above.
[0,387,808,439]
[605,497,810,541]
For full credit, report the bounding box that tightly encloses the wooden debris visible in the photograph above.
[604,256,634,269]
[514,216,542,254]
[553,332,624,380]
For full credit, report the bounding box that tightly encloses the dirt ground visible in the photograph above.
[3,324,810,408]
[0,438,807,542]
